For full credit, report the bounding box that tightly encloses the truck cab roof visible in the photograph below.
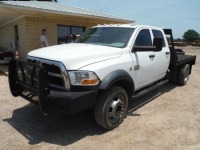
[95,24,163,30]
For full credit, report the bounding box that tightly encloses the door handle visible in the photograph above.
[166,52,170,55]
[149,55,155,59]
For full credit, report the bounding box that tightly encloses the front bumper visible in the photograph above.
[48,90,98,113]
[8,59,98,114]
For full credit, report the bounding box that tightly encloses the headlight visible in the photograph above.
[68,71,100,86]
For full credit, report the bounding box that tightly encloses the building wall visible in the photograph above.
[0,17,26,59]
[24,16,100,48]
[0,15,127,60]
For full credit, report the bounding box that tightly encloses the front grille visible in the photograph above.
[43,63,65,91]
[27,59,68,91]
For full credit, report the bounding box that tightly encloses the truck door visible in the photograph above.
[130,28,156,90]
[151,29,170,80]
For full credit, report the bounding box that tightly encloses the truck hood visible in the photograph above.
[28,43,123,70]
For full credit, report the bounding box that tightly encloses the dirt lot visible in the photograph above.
[0,46,200,150]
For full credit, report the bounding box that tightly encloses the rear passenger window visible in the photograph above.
[152,29,166,47]
[134,29,152,46]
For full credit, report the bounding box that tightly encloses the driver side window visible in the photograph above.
[134,29,152,46]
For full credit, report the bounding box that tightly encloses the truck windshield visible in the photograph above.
[74,27,134,48]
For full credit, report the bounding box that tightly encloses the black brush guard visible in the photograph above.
[8,59,50,114]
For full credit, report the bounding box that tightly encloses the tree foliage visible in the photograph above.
[174,38,183,42]
[183,30,200,42]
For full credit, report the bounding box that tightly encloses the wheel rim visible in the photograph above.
[184,67,190,82]
[108,95,124,123]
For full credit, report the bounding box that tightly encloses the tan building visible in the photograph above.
[0,1,132,60]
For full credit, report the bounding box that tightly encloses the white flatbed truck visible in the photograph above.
[9,24,196,129]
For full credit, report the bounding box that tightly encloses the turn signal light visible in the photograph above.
[81,79,99,85]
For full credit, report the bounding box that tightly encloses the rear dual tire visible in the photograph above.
[178,64,190,86]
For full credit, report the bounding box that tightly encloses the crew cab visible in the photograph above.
[9,24,196,129]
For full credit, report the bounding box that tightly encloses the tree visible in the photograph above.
[183,30,200,42]
[174,38,183,42]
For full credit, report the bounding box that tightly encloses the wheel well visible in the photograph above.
[98,69,135,97]
[113,79,134,97]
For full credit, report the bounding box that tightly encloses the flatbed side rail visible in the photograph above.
[8,59,50,114]
[176,54,196,66]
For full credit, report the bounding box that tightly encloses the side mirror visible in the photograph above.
[153,38,163,51]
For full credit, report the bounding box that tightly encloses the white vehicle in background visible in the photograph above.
[9,24,196,129]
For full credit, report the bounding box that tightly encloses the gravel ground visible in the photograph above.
[0,46,200,150]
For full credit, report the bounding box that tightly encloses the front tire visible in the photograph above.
[95,86,128,129]
[178,64,190,86]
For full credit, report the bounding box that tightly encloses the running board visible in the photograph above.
[132,79,169,99]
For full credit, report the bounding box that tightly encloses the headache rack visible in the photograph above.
[9,59,50,114]
[163,29,196,84]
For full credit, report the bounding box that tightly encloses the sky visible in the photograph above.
[58,0,200,39]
